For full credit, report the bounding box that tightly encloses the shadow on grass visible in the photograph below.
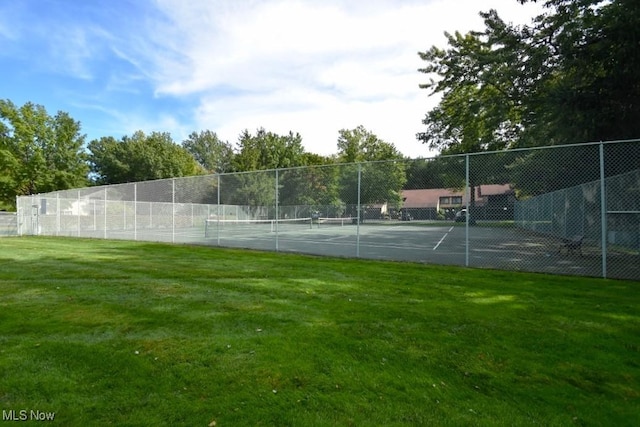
[0,236,639,425]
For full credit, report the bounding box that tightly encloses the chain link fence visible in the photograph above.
[16,140,640,280]
[0,212,17,236]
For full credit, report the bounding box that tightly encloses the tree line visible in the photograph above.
[0,101,409,210]
[2,0,638,211]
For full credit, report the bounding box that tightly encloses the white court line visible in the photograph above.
[433,234,447,250]
[433,227,454,250]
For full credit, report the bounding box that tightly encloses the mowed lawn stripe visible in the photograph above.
[0,236,638,426]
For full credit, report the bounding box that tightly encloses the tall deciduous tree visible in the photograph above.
[336,126,407,211]
[418,0,640,151]
[278,164,343,216]
[182,130,234,173]
[417,28,522,154]
[88,131,204,185]
[405,157,465,190]
[517,0,640,145]
[418,0,640,199]
[224,128,308,216]
[0,100,88,209]
[233,128,306,172]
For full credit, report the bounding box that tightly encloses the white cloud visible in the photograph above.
[127,0,544,157]
[46,26,101,80]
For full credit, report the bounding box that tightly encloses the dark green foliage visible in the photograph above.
[182,130,234,173]
[0,100,88,209]
[337,126,407,207]
[232,128,307,172]
[88,131,205,185]
[418,0,640,151]
[278,164,343,211]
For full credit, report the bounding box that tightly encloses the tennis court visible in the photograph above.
[15,141,639,281]
[198,218,631,278]
[22,210,638,280]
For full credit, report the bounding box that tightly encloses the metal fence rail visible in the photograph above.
[16,140,640,280]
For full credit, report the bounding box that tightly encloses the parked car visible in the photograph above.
[454,209,475,224]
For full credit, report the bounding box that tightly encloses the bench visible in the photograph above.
[558,235,584,255]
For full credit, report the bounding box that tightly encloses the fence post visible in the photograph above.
[599,143,607,278]
[563,189,568,237]
[31,196,38,235]
[134,183,138,241]
[356,163,361,258]
[172,178,176,243]
[77,190,80,236]
[103,188,107,239]
[465,154,470,267]
[275,169,279,252]
[217,174,221,246]
[56,193,60,236]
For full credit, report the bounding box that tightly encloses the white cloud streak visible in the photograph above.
[113,0,544,156]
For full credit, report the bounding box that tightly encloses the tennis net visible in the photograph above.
[205,217,312,238]
[315,217,357,227]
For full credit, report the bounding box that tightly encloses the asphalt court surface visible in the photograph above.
[73,220,637,280]
[205,221,629,279]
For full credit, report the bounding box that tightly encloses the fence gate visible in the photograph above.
[31,204,39,235]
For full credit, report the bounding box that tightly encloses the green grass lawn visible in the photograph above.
[0,237,638,426]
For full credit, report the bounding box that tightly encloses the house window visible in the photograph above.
[451,196,462,205]
[439,197,450,205]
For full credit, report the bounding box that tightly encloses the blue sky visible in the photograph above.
[0,0,542,158]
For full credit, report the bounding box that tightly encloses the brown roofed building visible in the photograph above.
[400,184,515,221]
